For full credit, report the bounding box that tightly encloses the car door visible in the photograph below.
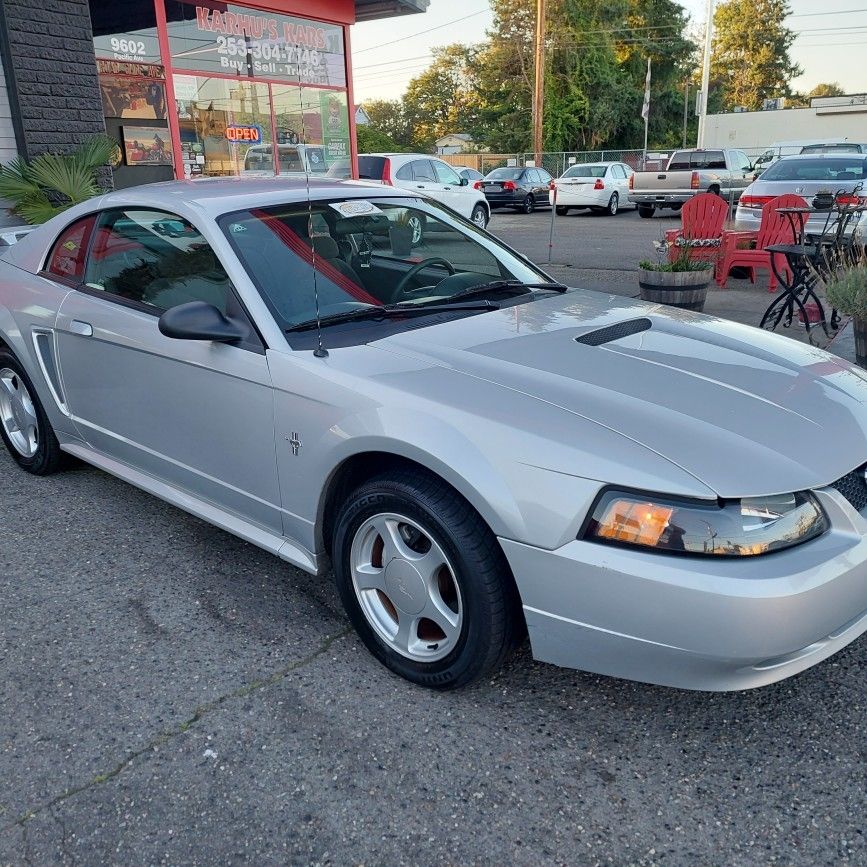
[52,207,283,535]
[432,159,474,218]
[609,163,629,204]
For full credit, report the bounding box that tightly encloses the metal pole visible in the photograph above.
[697,0,714,148]
[532,0,546,166]
[683,80,689,148]
[547,183,556,264]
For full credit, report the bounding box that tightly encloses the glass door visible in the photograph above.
[174,76,273,178]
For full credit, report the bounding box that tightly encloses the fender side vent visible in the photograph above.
[32,329,67,411]
[575,318,652,346]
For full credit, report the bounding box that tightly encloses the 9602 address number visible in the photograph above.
[110,38,146,56]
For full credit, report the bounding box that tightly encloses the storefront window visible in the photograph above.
[175,77,273,178]
[90,1,161,65]
[165,0,346,88]
[271,85,349,169]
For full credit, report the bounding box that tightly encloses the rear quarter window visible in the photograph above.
[46,216,96,281]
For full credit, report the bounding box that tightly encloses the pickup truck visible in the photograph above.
[627,148,754,218]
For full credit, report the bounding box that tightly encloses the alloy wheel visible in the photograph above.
[608,194,619,215]
[350,512,463,662]
[0,367,39,458]
[471,205,487,228]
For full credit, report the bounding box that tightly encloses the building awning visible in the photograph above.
[355,0,429,22]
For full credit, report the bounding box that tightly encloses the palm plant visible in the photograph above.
[0,135,118,224]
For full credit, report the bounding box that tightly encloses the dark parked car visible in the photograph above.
[452,165,484,183]
[479,166,553,213]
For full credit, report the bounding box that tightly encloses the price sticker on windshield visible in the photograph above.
[329,200,383,218]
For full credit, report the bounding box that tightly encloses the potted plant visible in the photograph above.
[389,210,415,257]
[0,135,118,224]
[638,241,715,312]
[825,261,867,367]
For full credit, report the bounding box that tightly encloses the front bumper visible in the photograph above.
[500,487,867,690]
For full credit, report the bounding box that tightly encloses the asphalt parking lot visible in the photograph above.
[2,207,866,865]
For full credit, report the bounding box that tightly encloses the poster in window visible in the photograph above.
[100,75,167,119]
[122,125,174,166]
[319,90,349,164]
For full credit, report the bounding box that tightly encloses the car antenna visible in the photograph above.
[298,106,328,358]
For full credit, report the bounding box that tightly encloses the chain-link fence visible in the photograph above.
[441,150,655,177]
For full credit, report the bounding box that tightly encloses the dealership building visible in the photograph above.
[0,0,427,190]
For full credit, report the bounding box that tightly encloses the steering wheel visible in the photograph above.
[393,257,455,301]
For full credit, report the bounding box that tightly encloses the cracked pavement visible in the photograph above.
[2,424,867,862]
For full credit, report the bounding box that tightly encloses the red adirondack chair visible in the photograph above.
[716,193,807,291]
[664,193,729,270]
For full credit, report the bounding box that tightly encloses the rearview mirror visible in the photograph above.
[459,177,469,186]
[158,301,246,343]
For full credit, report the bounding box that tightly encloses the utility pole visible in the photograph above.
[532,0,546,166]
[682,79,689,148]
[697,0,714,147]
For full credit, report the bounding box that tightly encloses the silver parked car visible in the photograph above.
[2,178,867,691]
[736,153,867,238]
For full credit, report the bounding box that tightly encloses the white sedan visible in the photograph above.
[549,162,636,216]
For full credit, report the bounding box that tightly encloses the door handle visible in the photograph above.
[416,184,425,189]
[70,320,93,337]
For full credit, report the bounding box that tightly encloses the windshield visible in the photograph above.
[220,197,550,337]
[485,168,523,180]
[562,165,606,178]
[760,157,867,182]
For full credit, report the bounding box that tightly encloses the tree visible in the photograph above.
[355,124,399,153]
[473,0,537,152]
[361,99,413,149]
[807,82,845,99]
[402,45,482,151]
[710,0,801,111]
[612,0,698,148]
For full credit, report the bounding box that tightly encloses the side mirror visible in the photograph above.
[158,301,246,342]
[459,176,469,186]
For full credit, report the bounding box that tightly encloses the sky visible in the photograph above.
[349,0,867,103]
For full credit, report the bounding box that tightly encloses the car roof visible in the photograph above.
[2,177,417,270]
[774,152,867,161]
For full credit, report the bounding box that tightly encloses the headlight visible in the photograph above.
[584,489,828,556]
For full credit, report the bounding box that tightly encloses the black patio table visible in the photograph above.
[759,203,867,339]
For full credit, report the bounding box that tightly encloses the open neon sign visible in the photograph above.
[226,125,263,143]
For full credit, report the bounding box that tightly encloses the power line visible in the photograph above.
[789,8,867,16]
[354,54,433,71]
[353,9,489,54]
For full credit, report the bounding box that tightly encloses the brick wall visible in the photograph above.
[0,0,105,158]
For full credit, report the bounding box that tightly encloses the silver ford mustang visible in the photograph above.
[2,178,867,691]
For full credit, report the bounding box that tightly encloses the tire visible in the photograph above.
[708,186,721,197]
[605,193,619,216]
[470,203,488,229]
[638,205,655,219]
[555,206,568,216]
[407,213,426,246]
[520,195,535,214]
[332,470,522,689]
[0,348,66,475]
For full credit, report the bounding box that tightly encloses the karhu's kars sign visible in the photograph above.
[167,3,346,88]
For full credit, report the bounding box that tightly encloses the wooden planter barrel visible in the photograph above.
[854,316,867,368]
[638,267,713,312]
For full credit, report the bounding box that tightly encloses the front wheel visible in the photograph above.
[0,349,66,475]
[332,471,522,689]
[638,205,655,219]
[470,203,488,229]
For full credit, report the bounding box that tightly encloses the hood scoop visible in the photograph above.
[575,317,652,346]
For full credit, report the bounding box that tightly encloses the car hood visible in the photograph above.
[377,291,867,499]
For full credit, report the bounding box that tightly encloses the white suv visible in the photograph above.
[328,154,490,229]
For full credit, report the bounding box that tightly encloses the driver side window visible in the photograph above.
[433,161,461,185]
[83,209,233,313]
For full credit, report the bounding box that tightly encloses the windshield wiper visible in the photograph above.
[426,279,569,305]
[285,300,497,333]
